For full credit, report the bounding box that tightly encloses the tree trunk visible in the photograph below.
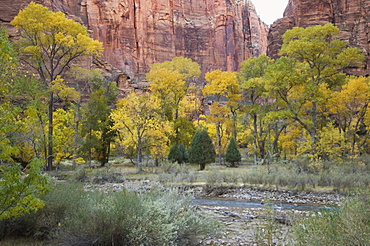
[311,101,318,155]
[137,128,142,172]
[47,91,53,171]
[253,114,258,165]
[216,123,222,165]
[72,102,81,170]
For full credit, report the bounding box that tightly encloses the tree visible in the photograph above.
[11,2,103,170]
[0,25,50,221]
[112,93,172,170]
[0,159,50,220]
[168,143,188,164]
[265,23,364,158]
[329,76,370,155]
[52,108,77,165]
[80,79,117,167]
[188,130,216,170]
[149,56,201,85]
[146,57,201,145]
[0,26,17,90]
[225,138,241,167]
[239,54,282,164]
[65,66,106,169]
[203,70,241,165]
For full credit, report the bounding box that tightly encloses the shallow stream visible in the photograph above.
[193,197,331,211]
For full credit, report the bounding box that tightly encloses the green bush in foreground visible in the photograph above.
[291,193,370,246]
[0,182,217,245]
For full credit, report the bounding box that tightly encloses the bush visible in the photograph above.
[241,169,265,186]
[291,193,370,245]
[223,169,240,184]
[204,169,225,185]
[0,182,217,245]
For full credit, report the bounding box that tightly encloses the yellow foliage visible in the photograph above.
[11,2,103,83]
[112,93,172,160]
[73,157,86,164]
[149,56,201,81]
[50,76,81,102]
[53,108,76,165]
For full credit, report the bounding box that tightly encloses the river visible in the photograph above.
[193,197,332,211]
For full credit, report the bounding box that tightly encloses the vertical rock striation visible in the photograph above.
[85,0,268,81]
[267,0,370,76]
[1,0,268,82]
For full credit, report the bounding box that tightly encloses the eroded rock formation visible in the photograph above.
[1,0,268,84]
[267,0,370,76]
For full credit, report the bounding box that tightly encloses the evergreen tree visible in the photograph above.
[168,143,188,164]
[179,144,189,163]
[225,138,241,167]
[188,130,216,170]
[168,144,181,163]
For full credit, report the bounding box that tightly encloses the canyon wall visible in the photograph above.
[267,0,370,76]
[1,0,268,83]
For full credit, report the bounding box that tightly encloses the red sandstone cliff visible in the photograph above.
[267,0,370,76]
[1,0,268,83]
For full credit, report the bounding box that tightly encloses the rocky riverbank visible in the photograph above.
[84,182,346,245]
[200,185,345,206]
[84,181,346,206]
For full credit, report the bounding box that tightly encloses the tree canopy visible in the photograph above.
[11,2,102,84]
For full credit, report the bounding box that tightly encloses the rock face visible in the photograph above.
[267,0,370,76]
[1,0,268,83]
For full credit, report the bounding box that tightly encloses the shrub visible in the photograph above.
[223,169,240,184]
[291,193,370,245]
[0,182,217,245]
[204,169,225,185]
[241,169,265,186]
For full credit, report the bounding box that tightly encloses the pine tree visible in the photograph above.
[178,144,188,163]
[188,130,216,170]
[225,138,241,167]
[168,144,181,163]
[168,143,188,164]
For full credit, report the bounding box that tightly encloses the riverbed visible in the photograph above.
[85,182,345,245]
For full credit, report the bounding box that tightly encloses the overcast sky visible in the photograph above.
[252,0,289,25]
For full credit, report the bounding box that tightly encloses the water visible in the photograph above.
[193,197,331,211]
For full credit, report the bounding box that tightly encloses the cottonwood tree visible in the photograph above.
[329,76,370,155]
[240,54,284,164]
[0,26,17,87]
[0,159,49,220]
[146,57,201,146]
[11,2,102,170]
[80,78,117,167]
[0,27,49,220]
[203,70,241,165]
[265,23,364,158]
[112,93,172,170]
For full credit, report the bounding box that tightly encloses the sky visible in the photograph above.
[252,0,290,26]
